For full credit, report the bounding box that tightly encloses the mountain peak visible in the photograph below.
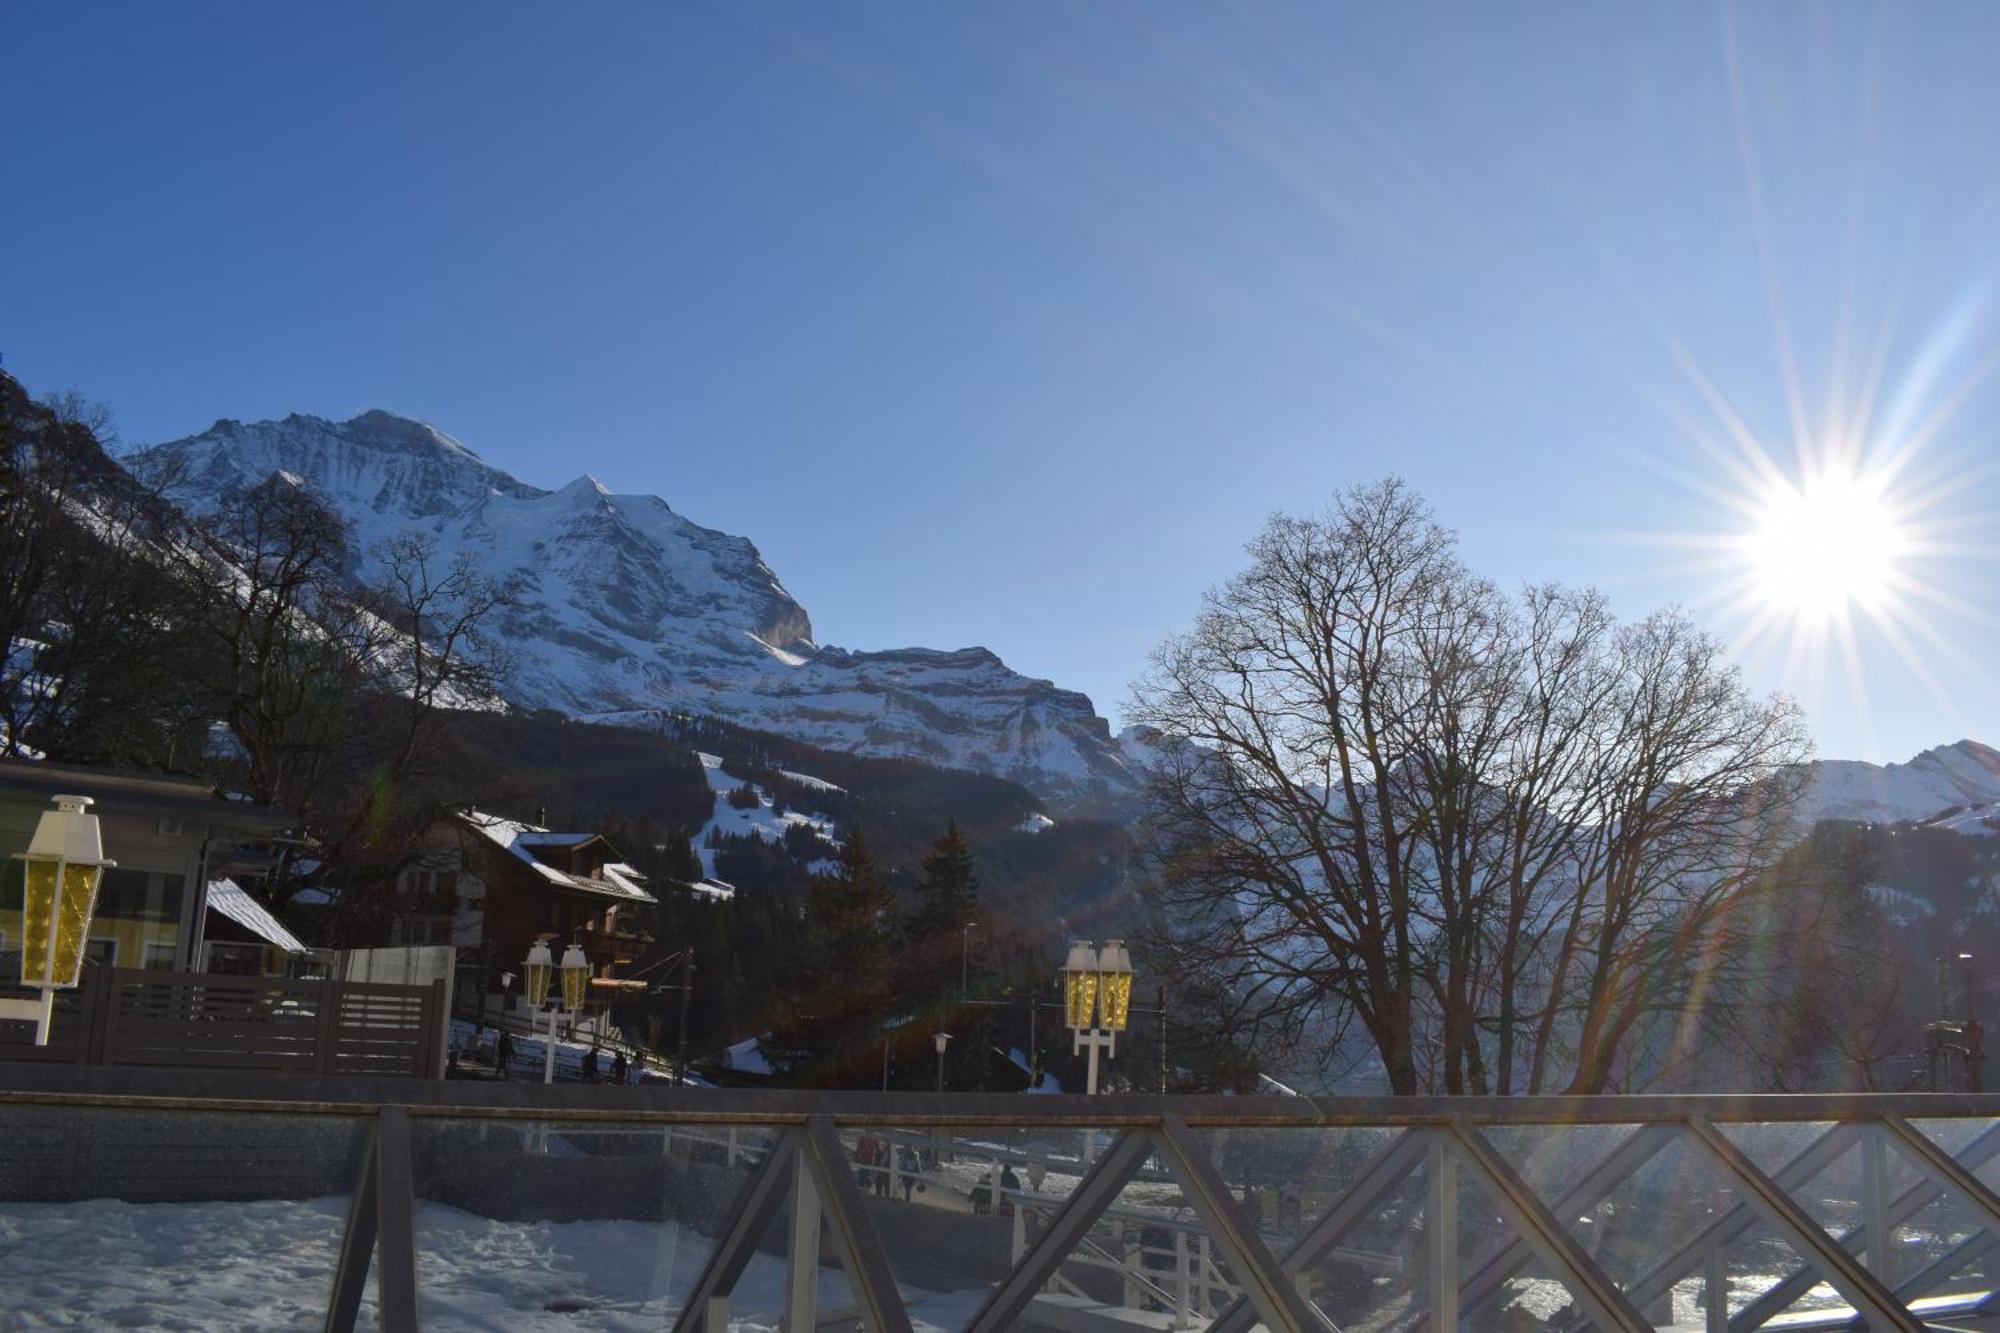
[1802,738,2000,826]
[551,473,613,505]
[131,407,1137,804]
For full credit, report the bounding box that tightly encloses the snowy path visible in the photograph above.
[0,1196,984,1332]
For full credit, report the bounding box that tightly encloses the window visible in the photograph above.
[97,868,185,924]
[205,942,264,976]
[142,941,178,971]
[392,916,452,947]
[85,937,118,969]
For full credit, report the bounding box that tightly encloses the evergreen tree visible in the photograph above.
[764,826,899,1085]
[900,820,1003,1088]
[906,820,985,1002]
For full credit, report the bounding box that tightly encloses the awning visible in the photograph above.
[206,878,308,954]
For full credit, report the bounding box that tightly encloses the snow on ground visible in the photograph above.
[1016,812,1055,834]
[1924,802,2000,837]
[1865,883,1939,926]
[721,1036,773,1076]
[0,1196,986,1332]
[1006,1047,1063,1093]
[693,753,839,880]
[777,768,844,793]
[451,1019,652,1085]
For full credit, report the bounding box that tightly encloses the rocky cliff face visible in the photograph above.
[131,411,1139,805]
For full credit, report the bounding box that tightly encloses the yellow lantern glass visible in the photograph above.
[1097,940,1134,1033]
[1064,968,1098,1030]
[524,941,553,1007]
[1098,972,1132,1032]
[20,858,106,991]
[560,944,589,1013]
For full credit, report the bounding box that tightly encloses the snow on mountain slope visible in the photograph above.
[130,411,1139,804]
[1797,740,2000,826]
[693,751,840,882]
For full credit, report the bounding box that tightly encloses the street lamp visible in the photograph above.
[524,940,591,1083]
[934,1031,953,1092]
[1064,939,1135,1095]
[4,796,115,1045]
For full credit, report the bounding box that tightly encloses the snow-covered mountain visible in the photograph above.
[130,411,1139,804]
[1797,739,2000,827]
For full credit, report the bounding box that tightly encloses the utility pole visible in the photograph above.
[1158,983,1169,1095]
[675,947,694,1089]
[1968,952,1986,1093]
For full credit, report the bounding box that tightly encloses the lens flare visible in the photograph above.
[1747,466,1907,623]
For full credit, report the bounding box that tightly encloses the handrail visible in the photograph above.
[7,1062,2000,1125]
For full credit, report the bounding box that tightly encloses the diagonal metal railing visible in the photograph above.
[7,1065,2000,1332]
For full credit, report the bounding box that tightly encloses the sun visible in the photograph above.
[1746,465,1907,623]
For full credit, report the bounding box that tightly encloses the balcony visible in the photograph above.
[3,1067,1999,1332]
[577,925,651,965]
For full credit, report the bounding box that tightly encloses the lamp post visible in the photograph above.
[1064,939,1134,1096]
[525,940,591,1083]
[1965,952,1985,1093]
[3,795,115,1046]
[934,1031,953,1092]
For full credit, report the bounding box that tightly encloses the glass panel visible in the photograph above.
[1715,1120,1841,1178]
[836,1122,1136,1330]
[1479,1122,1644,1212]
[0,1104,369,1329]
[405,1117,777,1329]
[1203,1125,1423,1330]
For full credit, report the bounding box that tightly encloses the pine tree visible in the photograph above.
[764,826,898,1085]
[900,819,1000,1089]
[907,819,984,1001]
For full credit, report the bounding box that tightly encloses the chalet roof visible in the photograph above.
[206,878,309,954]
[456,810,655,905]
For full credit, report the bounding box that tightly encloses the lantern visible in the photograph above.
[14,795,115,992]
[1063,940,1100,1031]
[559,943,590,1013]
[1097,939,1134,1033]
[524,940,553,1007]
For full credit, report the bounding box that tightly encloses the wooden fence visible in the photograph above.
[0,968,447,1078]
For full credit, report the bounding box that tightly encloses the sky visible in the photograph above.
[4,2,1996,765]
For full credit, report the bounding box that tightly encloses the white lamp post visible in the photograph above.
[524,939,589,1084]
[933,1030,953,1092]
[1064,939,1135,1096]
[4,796,115,1045]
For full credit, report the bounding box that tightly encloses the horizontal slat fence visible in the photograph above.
[0,968,444,1078]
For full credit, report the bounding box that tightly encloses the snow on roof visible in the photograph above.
[514,831,598,847]
[457,810,656,904]
[206,878,308,954]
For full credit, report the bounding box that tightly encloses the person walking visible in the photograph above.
[583,1048,599,1084]
[612,1050,628,1085]
[495,1029,514,1077]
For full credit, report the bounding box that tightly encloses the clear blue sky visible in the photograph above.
[5,2,1996,764]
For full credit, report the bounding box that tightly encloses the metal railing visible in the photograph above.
[5,1066,2000,1332]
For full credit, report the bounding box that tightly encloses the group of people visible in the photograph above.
[853,1136,924,1200]
[852,1137,1058,1218]
[478,1025,631,1083]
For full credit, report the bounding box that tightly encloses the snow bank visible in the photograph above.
[0,1196,985,1332]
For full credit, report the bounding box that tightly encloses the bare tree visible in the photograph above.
[362,531,516,783]
[174,476,372,816]
[1129,479,1811,1094]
